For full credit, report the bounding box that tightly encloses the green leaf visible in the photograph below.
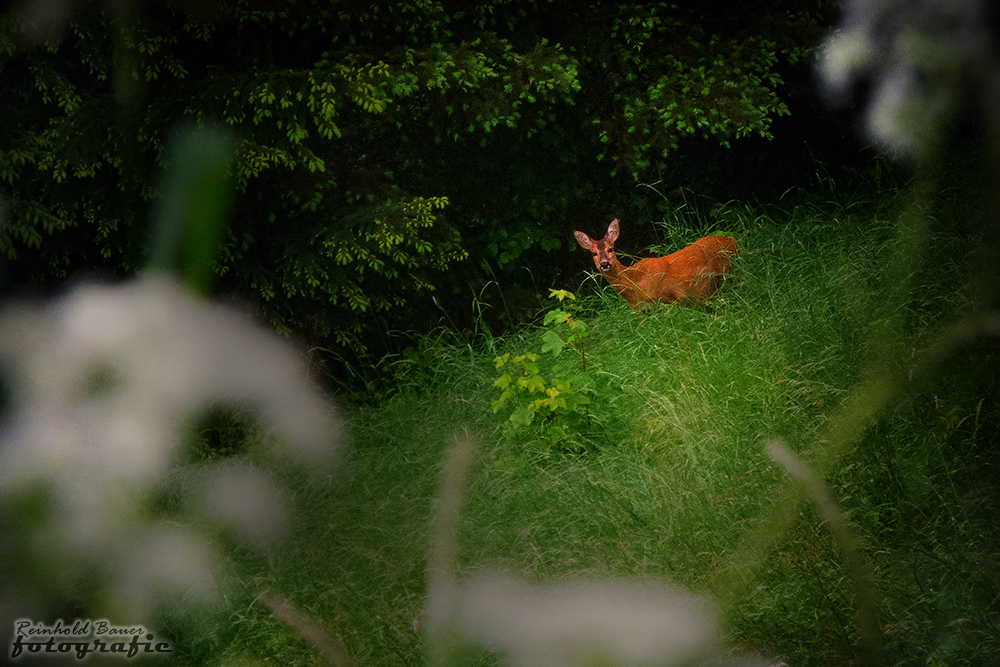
[543,308,572,326]
[518,374,547,394]
[541,329,567,357]
[510,405,535,427]
[147,123,234,294]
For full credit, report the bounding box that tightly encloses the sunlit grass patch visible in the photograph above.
[157,186,997,666]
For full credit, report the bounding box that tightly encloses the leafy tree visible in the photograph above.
[0,0,825,390]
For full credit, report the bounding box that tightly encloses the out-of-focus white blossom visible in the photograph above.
[819,30,877,101]
[199,462,289,545]
[426,572,765,667]
[0,276,341,619]
[817,0,997,160]
[110,526,219,621]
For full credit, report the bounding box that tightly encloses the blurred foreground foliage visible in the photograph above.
[0,0,826,387]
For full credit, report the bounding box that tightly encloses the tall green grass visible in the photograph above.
[174,184,998,666]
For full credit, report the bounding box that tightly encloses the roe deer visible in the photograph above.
[574,218,738,309]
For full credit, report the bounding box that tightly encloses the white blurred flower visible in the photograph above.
[817,0,997,160]
[111,526,219,620]
[819,30,877,101]
[427,572,742,667]
[199,462,289,545]
[0,276,341,619]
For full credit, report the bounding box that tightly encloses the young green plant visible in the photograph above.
[491,290,593,447]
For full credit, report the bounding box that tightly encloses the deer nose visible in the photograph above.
[600,261,611,270]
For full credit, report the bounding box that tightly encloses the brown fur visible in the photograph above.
[574,218,738,309]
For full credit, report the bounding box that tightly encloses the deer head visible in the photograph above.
[574,218,622,274]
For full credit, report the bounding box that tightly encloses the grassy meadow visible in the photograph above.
[173,182,999,666]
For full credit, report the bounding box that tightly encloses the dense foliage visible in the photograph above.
[0,0,826,381]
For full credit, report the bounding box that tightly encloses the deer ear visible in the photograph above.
[606,218,620,243]
[574,231,592,250]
